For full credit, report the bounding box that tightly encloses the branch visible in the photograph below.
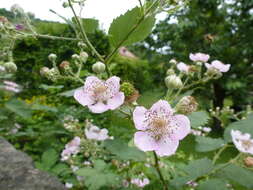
[153,151,168,190]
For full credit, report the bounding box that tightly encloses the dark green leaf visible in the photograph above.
[188,111,210,129]
[104,139,146,161]
[5,99,32,118]
[41,149,58,169]
[197,179,229,190]
[108,7,155,47]
[195,136,225,152]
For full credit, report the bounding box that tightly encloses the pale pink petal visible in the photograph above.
[85,76,102,87]
[74,88,94,106]
[134,131,157,151]
[204,63,212,69]
[177,62,189,72]
[150,100,173,115]
[88,102,109,113]
[172,115,191,140]
[106,76,121,93]
[155,138,179,157]
[107,92,125,110]
[133,106,148,130]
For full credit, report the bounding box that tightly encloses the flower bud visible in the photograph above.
[166,69,175,75]
[244,157,253,167]
[40,67,50,76]
[4,62,17,72]
[176,96,198,114]
[62,2,69,8]
[72,54,80,60]
[10,4,24,14]
[205,68,222,78]
[48,53,57,62]
[78,42,87,49]
[169,59,177,65]
[92,61,106,74]
[80,51,89,63]
[59,61,72,73]
[164,75,183,89]
[43,68,60,82]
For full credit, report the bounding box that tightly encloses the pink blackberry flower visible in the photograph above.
[189,53,210,62]
[133,100,191,157]
[177,62,190,73]
[74,76,125,113]
[231,130,253,155]
[205,60,230,72]
[61,137,81,161]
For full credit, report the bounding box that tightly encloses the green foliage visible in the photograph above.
[41,149,58,169]
[108,7,156,47]
[76,160,119,190]
[5,99,32,118]
[195,136,225,152]
[188,111,210,129]
[224,114,253,142]
[104,139,146,161]
[196,178,229,190]
[216,164,253,189]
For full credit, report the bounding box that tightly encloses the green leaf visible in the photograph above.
[31,104,58,112]
[81,18,99,33]
[59,88,77,97]
[170,176,192,189]
[41,149,58,169]
[51,163,70,175]
[216,164,253,189]
[76,166,119,190]
[188,111,210,129]
[224,114,253,142]
[195,136,225,152]
[5,99,32,118]
[104,139,146,161]
[184,158,214,179]
[197,179,229,190]
[108,7,156,47]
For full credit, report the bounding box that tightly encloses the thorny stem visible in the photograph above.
[105,0,159,65]
[153,151,168,190]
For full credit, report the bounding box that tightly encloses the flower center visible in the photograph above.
[94,85,107,95]
[152,118,167,129]
[242,140,253,150]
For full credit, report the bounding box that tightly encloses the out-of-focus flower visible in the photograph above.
[65,182,73,189]
[186,180,198,187]
[244,156,253,167]
[85,124,109,141]
[133,100,190,157]
[122,179,129,187]
[169,59,177,65]
[3,80,21,93]
[10,4,24,14]
[176,96,198,114]
[177,62,190,73]
[131,178,150,188]
[61,137,81,161]
[80,51,88,63]
[4,62,17,73]
[74,76,125,113]
[189,53,210,62]
[190,129,203,136]
[205,60,230,73]
[231,130,253,154]
[164,74,183,89]
[0,65,5,72]
[15,24,25,30]
[119,47,137,59]
[202,127,211,133]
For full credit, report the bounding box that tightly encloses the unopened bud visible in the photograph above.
[205,68,222,78]
[40,67,50,76]
[72,54,80,60]
[59,61,71,73]
[44,68,60,82]
[166,69,175,75]
[169,59,177,65]
[10,4,24,14]
[92,61,106,74]
[176,96,198,114]
[4,62,17,72]
[80,51,88,63]
[164,75,183,89]
[48,53,57,62]
[78,42,87,49]
[62,2,69,8]
[244,157,253,167]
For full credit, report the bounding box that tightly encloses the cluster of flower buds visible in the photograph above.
[62,115,80,132]
[190,126,212,136]
[0,62,17,73]
[40,67,60,82]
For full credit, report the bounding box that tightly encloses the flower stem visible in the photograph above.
[212,144,228,164]
[153,151,168,190]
